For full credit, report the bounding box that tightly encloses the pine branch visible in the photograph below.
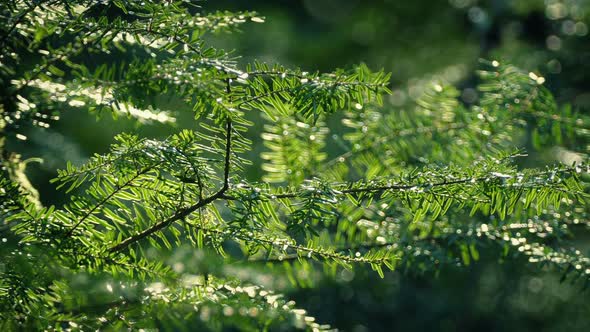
[108,117,233,253]
[324,122,468,169]
[0,0,49,48]
[14,27,111,96]
[232,163,584,200]
[64,167,152,237]
[4,1,590,328]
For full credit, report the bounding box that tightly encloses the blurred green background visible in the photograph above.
[13,0,590,331]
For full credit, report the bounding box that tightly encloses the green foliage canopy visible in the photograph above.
[1,1,590,330]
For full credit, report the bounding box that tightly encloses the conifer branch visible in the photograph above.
[65,167,152,237]
[230,164,583,200]
[0,0,48,47]
[324,122,468,169]
[108,117,233,253]
[3,2,590,329]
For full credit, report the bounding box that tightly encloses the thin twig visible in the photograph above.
[220,163,582,202]
[108,117,233,253]
[65,168,151,237]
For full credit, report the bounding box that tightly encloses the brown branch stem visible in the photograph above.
[108,117,233,253]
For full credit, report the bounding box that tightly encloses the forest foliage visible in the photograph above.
[1,0,590,330]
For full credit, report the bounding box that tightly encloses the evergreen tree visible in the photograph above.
[1,1,589,330]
